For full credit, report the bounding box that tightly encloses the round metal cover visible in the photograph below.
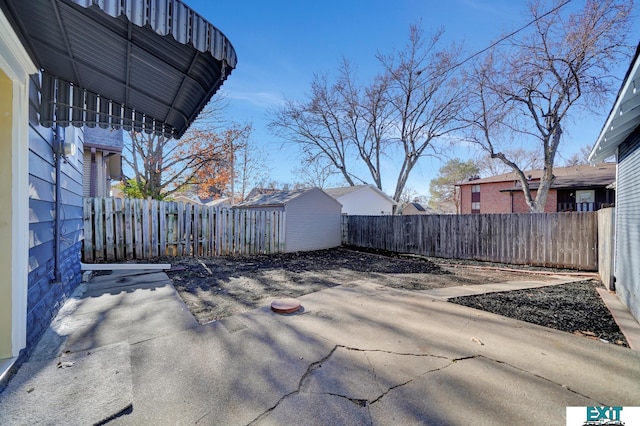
[271,298,301,314]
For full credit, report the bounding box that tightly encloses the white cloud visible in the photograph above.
[225,89,286,109]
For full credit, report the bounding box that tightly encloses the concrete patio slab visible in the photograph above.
[2,271,639,426]
[29,270,198,361]
[0,342,132,425]
[597,287,640,350]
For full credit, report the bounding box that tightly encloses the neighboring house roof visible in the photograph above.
[407,202,426,212]
[205,197,232,207]
[590,42,640,163]
[236,188,341,208]
[400,202,434,214]
[1,0,237,138]
[324,184,397,205]
[245,187,281,199]
[457,163,616,190]
[171,195,202,204]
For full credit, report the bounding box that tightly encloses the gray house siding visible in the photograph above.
[26,75,84,353]
[285,191,341,252]
[615,130,640,322]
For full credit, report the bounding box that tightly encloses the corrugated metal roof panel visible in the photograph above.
[70,0,237,67]
[0,0,236,138]
[590,43,640,163]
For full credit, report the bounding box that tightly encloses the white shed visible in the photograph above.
[235,188,342,252]
[324,184,397,215]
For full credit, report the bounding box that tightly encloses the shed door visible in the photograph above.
[615,131,640,322]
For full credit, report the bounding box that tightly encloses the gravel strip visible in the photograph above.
[449,279,629,347]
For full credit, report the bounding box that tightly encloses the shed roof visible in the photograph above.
[235,188,311,208]
[1,0,236,138]
[457,163,616,190]
[236,188,342,209]
[590,43,640,163]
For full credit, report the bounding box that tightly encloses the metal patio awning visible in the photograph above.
[590,43,640,163]
[0,0,237,138]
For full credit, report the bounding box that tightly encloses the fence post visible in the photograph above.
[114,197,124,260]
[94,197,105,261]
[124,198,133,259]
[598,208,615,290]
[83,197,94,262]
[159,200,167,257]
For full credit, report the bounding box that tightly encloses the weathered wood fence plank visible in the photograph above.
[597,208,615,289]
[82,198,286,261]
[83,198,95,262]
[342,212,599,271]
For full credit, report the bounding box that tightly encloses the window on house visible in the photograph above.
[471,185,480,213]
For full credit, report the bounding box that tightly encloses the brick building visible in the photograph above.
[456,163,616,214]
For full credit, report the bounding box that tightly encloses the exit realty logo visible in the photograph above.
[566,406,640,425]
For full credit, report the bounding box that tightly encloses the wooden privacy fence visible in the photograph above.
[343,212,599,270]
[83,197,286,262]
[597,208,615,289]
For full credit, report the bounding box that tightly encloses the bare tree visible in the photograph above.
[379,25,467,201]
[269,59,394,188]
[234,135,272,201]
[464,0,632,212]
[562,144,594,166]
[399,187,429,205]
[292,154,342,189]
[123,129,231,199]
[122,112,250,200]
[269,69,358,186]
[269,25,464,202]
[475,147,544,176]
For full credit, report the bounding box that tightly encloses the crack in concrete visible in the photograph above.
[362,351,382,396]
[194,410,211,424]
[451,354,479,362]
[246,345,453,425]
[473,355,602,404]
[369,360,456,405]
[334,346,451,360]
[247,346,340,425]
[367,353,601,408]
[248,346,589,424]
[243,336,603,425]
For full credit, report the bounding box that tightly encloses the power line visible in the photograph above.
[450,0,574,71]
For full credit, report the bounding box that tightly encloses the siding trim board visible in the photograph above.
[0,6,36,371]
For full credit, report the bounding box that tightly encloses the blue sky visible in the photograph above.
[188,0,639,198]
